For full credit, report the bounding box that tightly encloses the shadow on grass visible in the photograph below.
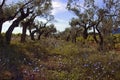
[0,44,37,79]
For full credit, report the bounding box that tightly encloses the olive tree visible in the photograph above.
[20,14,36,43]
[0,0,18,41]
[4,0,52,44]
[30,15,55,40]
[67,0,120,50]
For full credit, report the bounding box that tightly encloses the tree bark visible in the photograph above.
[0,22,3,34]
[0,0,6,7]
[31,30,37,41]
[96,26,104,51]
[5,17,28,44]
[5,21,19,44]
[83,27,88,39]
[93,26,98,44]
[21,26,27,43]
[5,7,30,44]
[37,33,42,40]
[37,31,44,40]
[28,26,32,40]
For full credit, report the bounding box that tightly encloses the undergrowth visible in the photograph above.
[0,38,120,80]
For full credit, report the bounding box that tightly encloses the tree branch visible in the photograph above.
[0,0,6,7]
[6,0,33,21]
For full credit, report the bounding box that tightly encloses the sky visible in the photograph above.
[2,0,76,33]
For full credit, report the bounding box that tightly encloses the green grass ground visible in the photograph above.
[0,38,120,80]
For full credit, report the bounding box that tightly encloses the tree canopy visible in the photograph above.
[67,0,120,50]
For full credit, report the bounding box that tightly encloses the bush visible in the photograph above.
[50,42,79,56]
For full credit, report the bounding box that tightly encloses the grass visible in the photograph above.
[0,37,120,80]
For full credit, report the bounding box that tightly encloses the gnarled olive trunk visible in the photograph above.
[37,33,42,40]
[5,7,30,44]
[0,22,3,44]
[83,28,88,39]
[31,30,37,41]
[5,13,29,44]
[96,26,104,51]
[93,26,98,44]
[5,21,19,44]
[28,27,32,40]
[0,22,3,35]
[37,31,44,40]
[21,26,27,43]
[0,22,4,46]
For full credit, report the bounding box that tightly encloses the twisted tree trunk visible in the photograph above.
[5,7,31,44]
[0,22,3,35]
[5,20,19,44]
[83,27,88,39]
[21,26,27,43]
